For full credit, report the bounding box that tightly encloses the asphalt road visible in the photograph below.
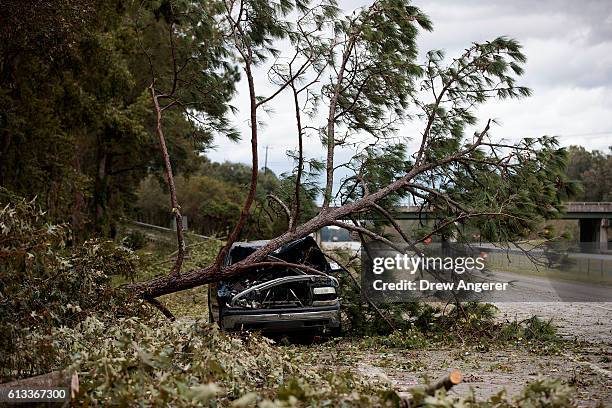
[480,269,612,302]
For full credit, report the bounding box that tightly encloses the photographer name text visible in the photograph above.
[372,279,508,292]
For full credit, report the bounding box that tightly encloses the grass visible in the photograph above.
[114,234,224,319]
[143,239,222,318]
[159,286,210,318]
[485,251,612,285]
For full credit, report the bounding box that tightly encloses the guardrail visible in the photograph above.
[124,220,213,243]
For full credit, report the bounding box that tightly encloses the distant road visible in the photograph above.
[320,241,361,251]
[475,242,612,260]
[481,269,612,302]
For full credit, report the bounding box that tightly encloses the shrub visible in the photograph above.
[359,329,429,349]
[327,248,563,351]
[121,230,148,250]
[0,190,148,380]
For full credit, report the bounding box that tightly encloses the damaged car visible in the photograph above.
[208,237,341,335]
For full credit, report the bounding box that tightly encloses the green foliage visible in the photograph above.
[329,0,433,137]
[511,378,574,407]
[0,198,571,405]
[121,230,148,250]
[333,34,578,246]
[499,317,561,351]
[329,252,396,335]
[12,306,578,406]
[135,161,318,239]
[327,255,564,352]
[566,145,612,201]
[0,190,150,380]
[38,316,390,406]
[443,138,579,243]
[420,39,575,239]
[338,144,414,236]
[136,173,244,236]
[46,313,573,407]
[31,310,572,408]
[331,253,495,342]
[358,329,429,349]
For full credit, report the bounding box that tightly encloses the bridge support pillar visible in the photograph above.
[579,218,610,252]
[600,218,609,252]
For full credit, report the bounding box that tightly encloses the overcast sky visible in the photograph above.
[207,0,612,180]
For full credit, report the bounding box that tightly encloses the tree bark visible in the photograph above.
[71,140,86,242]
[290,82,303,231]
[150,85,185,277]
[214,59,258,267]
[94,141,108,235]
[322,35,356,209]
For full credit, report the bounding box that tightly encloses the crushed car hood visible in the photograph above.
[218,236,339,309]
[227,236,331,271]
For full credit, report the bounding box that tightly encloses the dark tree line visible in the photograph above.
[135,160,319,237]
[0,0,238,239]
[566,145,612,202]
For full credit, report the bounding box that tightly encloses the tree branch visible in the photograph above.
[267,193,293,229]
[215,57,258,267]
[144,296,176,320]
[290,80,303,232]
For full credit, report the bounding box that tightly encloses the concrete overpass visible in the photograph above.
[565,203,612,250]
[328,202,612,251]
[361,202,612,220]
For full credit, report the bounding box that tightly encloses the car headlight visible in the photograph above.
[313,286,336,295]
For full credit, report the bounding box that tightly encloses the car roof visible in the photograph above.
[227,236,327,266]
[230,240,270,249]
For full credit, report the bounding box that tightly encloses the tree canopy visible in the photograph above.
[566,145,612,201]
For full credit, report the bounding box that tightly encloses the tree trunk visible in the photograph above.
[150,86,185,277]
[214,60,259,266]
[71,141,86,242]
[94,143,108,235]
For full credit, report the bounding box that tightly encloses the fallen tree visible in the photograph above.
[128,0,576,315]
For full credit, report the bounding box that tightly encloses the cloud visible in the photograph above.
[207,0,612,179]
